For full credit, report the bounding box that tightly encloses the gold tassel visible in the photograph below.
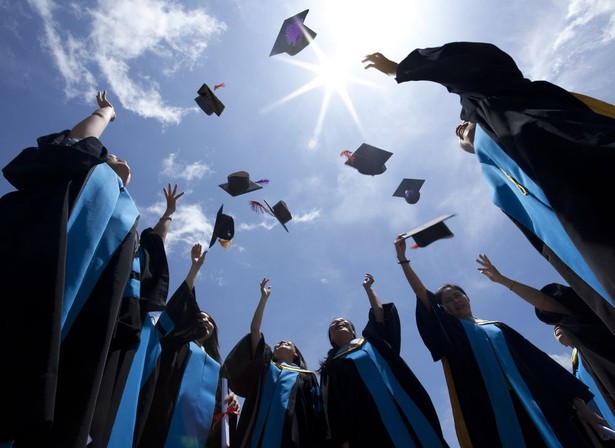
[218,239,232,248]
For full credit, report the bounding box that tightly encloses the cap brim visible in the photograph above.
[400,214,456,247]
[392,178,425,197]
[263,199,290,232]
[218,182,263,197]
[269,10,316,57]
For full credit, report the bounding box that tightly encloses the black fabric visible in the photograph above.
[0,132,138,446]
[320,303,449,447]
[416,292,595,447]
[537,283,615,417]
[139,227,170,312]
[396,41,615,334]
[223,334,325,448]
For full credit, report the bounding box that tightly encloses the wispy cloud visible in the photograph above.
[549,352,573,372]
[27,0,226,124]
[160,153,212,181]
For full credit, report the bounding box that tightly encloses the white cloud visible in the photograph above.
[161,153,212,181]
[27,0,226,124]
[549,352,573,372]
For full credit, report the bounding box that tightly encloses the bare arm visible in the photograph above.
[68,90,116,140]
[152,183,184,242]
[363,273,384,323]
[394,235,431,311]
[476,254,571,315]
[185,243,206,290]
[250,277,271,357]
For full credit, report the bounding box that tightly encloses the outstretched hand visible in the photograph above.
[96,90,116,122]
[163,183,184,217]
[260,277,272,300]
[191,243,207,268]
[394,234,408,260]
[476,254,504,283]
[363,273,375,288]
[362,53,399,77]
[224,392,240,413]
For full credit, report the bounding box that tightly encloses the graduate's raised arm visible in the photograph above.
[476,253,571,315]
[68,90,116,140]
[152,183,184,242]
[362,273,384,323]
[394,234,430,310]
[185,243,206,290]
[250,277,271,357]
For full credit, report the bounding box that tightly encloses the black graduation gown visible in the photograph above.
[223,334,325,447]
[395,41,615,334]
[320,303,448,447]
[0,132,139,447]
[416,292,595,447]
[536,283,615,417]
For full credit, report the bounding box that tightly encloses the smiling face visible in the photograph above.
[273,340,297,364]
[198,312,215,341]
[455,121,477,154]
[329,318,356,348]
[438,286,473,319]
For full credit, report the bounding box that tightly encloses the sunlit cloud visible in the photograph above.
[27,0,226,124]
[160,153,212,181]
[549,352,573,372]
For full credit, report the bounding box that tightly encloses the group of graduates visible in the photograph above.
[1,40,615,447]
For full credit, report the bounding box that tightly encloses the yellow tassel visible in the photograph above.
[218,239,232,248]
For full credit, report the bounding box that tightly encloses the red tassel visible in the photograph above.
[340,150,355,164]
[214,82,225,90]
[249,200,272,216]
[255,179,269,185]
[410,244,419,249]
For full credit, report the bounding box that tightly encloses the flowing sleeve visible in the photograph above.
[415,291,459,361]
[363,302,401,354]
[156,281,205,350]
[222,333,272,398]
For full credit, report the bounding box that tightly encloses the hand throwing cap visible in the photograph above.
[264,199,292,232]
[343,143,393,176]
[270,9,317,57]
[219,171,264,197]
[393,178,425,204]
[400,214,455,248]
[195,83,225,116]
[209,205,234,248]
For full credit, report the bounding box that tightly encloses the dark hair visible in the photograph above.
[200,313,221,364]
[328,318,356,348]
[435,283,469,305]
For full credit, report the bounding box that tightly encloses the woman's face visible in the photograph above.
[106,154,131,186]
[199,312,215,341]
[455,121,476,154]
[329,318,355,347]
[273,340,297,363]
[439,287,472,319]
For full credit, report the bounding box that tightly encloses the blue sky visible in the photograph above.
[2,0,615,445]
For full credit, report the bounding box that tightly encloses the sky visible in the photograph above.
[1,0,615,445]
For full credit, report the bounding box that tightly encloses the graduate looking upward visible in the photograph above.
[363,42,615,337]
[223,277,326,447]
[394,235,611,447]
[320,273,449,448]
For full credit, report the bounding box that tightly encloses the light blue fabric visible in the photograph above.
[62,164,139,338]
[474,126,612,306]
[575,353,615,429]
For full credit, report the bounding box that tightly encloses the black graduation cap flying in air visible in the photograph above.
[209,205,234,249]
[400,214,456,248]
[249,200,293,232]
[270,9,317,57]
[393,178,425,204]
[341,143,393,176]
[195,83,225,116]
[219,171,268,197]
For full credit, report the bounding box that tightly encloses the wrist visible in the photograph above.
[159,215,172,221]
[398,259,410,265]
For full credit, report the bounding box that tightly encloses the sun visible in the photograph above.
[261,39,380,148]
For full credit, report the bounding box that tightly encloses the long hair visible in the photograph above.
[434,283,469,305]
[199,313,221,364]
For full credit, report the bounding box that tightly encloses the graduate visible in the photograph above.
[0,91,139,447]
[139,243,239,448]
[363,41,615,335]
[394,235,610,447]
[320,273,449,448]
[223,277,325,447]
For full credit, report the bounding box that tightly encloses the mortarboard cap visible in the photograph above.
[393,178,425,204]
[209,205,234,249]
[195,83,225,116]
[270,9,317,57]
[400,214,456,248]
[343,143,393,176]
[219,171,264,197]
[264,199,292,232]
